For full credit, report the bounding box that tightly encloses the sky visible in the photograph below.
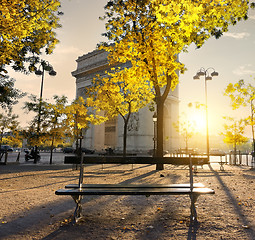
[8,0,255,138]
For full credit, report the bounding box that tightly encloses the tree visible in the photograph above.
[221,117,248,164]
[23,94,49,148]
[0,75,25,110]
[173,114,195,154]
[64,97,104,155]
[0,110,21,147]
[100,0,252,169]
[44,95,69,164]
[88,67,154,156]
[0,0,62,74]
[2,127,23,148]
[224,79,255,157]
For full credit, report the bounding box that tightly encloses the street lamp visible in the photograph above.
[34,61,57,163]
[193,67,219,161]
[153,112,157,157]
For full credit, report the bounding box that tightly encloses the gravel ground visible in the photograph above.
[0,162,254,240]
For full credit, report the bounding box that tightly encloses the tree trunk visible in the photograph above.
[234,143,237,165]
[156,99,164,170]
[150,50,172,171]
[50,136,54,164]
[123,119,128,157]
[121,105,131,158]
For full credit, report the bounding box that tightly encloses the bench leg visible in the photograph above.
[72,195,83,223]
[220,163,224,171]
[190,193,199,224]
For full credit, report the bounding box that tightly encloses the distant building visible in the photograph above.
[72,49,179,153]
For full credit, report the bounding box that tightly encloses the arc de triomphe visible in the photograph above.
[72,49,179,153]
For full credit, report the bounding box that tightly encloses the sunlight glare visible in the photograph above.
[189,112,206,133]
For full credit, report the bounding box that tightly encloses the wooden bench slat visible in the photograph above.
[55,187,215,196]
[65,183,205,189]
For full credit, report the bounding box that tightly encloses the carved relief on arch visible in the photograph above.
[127,112,139,132]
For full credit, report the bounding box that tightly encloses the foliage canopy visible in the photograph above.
[0,0,62,74]
[0,75,25,109]
[224,78,255,152]
[100,0,253,161]
[221,117,248,149]
[88,66,154,155]
[0,111,21,147]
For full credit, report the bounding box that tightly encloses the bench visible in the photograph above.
[218,159,227,171]
[55,155,214,224]
[190,157,210,173]
[210,155,227,171]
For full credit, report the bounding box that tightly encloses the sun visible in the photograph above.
[188,112,206,133]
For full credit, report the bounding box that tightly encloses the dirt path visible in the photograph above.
[0,163,254,239]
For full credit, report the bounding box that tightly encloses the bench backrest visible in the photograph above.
[64,155,209,165]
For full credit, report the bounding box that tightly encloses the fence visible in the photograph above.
[170,151,254,168]
[0,151,20,165]
[226,152,254,168]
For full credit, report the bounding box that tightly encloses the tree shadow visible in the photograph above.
[0,167,159,239]
[1,164,220,239]
[208,164,255,240]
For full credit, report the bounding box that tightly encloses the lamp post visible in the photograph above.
[153,112,157,157]
[193,67,219,161]
[34,61,56,163]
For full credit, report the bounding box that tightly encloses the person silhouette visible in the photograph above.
[30,148,36,158]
